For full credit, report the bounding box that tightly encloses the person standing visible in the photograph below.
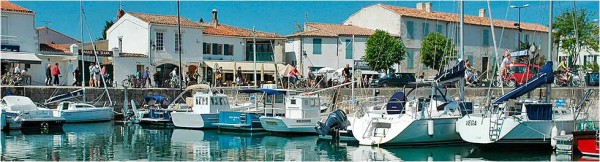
[153,72,160,88]
[236,67,242,85]
[72,67,81,86]
[13,64,21,75]
[94,63,101,87]
[88,63,95,87]
[143,67,151,88]
[215,67,223,87]
[45,63,52,86]
[193,69,201,85]
[51,63,60,86]
[343,64,351,83]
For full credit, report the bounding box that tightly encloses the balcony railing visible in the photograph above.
[246,52,274,62]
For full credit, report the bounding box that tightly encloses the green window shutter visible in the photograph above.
[313,38,322,54]
[483,30,490,46]
[436,25,442,33]
[407,52,414,69]
[345,39,352,59]
[406,21,414,39]
[584,55,588,67]
[212,43,218,55]
[422,23,429,37]
[224,44,229,56]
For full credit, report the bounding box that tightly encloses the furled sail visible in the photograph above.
[434,60,466,85]
[45,89,84,104]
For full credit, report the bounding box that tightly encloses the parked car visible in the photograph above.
[370,73,416,87]
[504,63,541,87]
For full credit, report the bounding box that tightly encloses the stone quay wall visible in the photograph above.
[1,86,598,119]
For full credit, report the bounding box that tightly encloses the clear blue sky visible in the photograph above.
[13,1,599,42]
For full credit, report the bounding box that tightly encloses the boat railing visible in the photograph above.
[261,107,319,118]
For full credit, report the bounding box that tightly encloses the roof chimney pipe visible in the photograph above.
[416,3,423,10]
[479,9,486,17]
[424,2,432,12]
[212,9,218,27]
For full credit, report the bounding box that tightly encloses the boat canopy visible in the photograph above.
[45,89,84,104]
[493,61,554,104]
[1,96,38,111]
[386,92,405,114]
[434,60,465,84]
[145,95,169,105]
[239,88,291,95]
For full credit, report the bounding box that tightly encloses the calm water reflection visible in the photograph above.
[0,122,581,161]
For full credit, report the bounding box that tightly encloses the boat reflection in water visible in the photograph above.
[351,144,477,161]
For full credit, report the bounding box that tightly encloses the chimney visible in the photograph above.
[211,9,218,27]
[479,9,486,17]
[199,18,204,23]
[117,4,125,20]
[416,3,423,10]
[424,2,432,12]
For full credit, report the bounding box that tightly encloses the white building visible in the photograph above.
[343,3,551,76]
[106,10,204,86]
[286,23,375,76]
[199,9,286,84]
[1,1,41,76]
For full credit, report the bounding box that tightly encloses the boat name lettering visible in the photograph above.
[466,120,477,126]
[296,120,311,123]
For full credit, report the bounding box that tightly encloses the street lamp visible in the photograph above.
[511,4,529,51]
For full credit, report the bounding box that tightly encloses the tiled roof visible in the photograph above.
[40,43,71,53]
[120,53,148,58]
[128,12,203,28]
[202,23,284,39]
[288,23,376,37]
[1,0,33,13]
[378,4,548,32]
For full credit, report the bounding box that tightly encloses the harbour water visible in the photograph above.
[0,122,586,161]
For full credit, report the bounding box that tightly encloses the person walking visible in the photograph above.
[45,64,52,86]
[193,69,201,85]
[153,71,160,88]
[215,67,223,87]
[72,67,81,86]
[93,63,101,87]
[51,63,60,86]
[236,67,242,86]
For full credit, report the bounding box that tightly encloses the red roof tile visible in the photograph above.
[379,4,548,32]
[288,23,376,37]
[1,0,33,13]
[202,23,284,38]
[128,12,202,28]
[40,43,71,53]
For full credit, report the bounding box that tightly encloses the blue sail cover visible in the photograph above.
[434,60,466,84]
[239,88,286,95]
[144,95,166,104]
[493,61,554,104]
[45,88,84,104]
[386,92,406,114]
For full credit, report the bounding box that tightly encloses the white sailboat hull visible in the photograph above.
[456,114,575,144]
[259,117,320,133]
[57,107,114,123]
[171,112,218,129]
[352,113,461,145]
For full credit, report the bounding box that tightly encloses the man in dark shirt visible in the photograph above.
[343,64,351,83]
[72,67,81,86]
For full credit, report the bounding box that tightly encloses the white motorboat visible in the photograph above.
[259,94,322,133]
[1,96,65,130]
[171,85,230,129]
[53,101,113,123]
[351,82,468,146]
[456,61,577,144]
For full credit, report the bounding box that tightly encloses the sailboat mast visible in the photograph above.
[80,0,86,102]
[459,1,465,100]
[546,1,553,102]
[177,0,182,90]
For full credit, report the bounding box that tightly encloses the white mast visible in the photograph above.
[80,0,86,102]
[459,1,465,100]
[546,1,553,102]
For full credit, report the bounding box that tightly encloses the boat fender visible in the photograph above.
[550,125,558,147]
[559,130,565,136]
[427,120,434,136]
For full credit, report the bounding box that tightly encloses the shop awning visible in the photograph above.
[0,52,42,64]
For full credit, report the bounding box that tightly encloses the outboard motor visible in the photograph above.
[315,109,350,136]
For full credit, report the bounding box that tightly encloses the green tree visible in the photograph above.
[363,30,406,73]
[101,20,114,40]
[552,9,600,62]
[419,32,457,71]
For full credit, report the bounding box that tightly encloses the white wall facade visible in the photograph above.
[343,4,552,78]
[37,28,78,44]
[202,35,245,61]
[286,36,368,76]
[107,13,204,83]
[0,11,37,53]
